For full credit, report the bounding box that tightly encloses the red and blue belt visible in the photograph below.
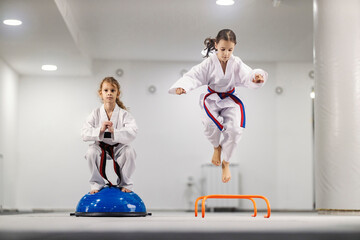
[203,86,246,131]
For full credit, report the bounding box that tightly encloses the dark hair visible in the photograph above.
[203,29,237,58]
[98,77,127,110]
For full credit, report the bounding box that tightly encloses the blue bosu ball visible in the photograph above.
[75,186,147,217]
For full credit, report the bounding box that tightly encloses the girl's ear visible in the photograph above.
[98,90,103,100]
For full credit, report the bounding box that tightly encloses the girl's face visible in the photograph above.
[215,40,235,62]
[100,82,119,104]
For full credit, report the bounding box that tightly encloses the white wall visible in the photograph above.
[14,59,314,211]
[275,62,314,210]
[16,75,97,210]
[0,58,19,209]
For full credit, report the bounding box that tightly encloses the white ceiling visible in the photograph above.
[0,0,313,76]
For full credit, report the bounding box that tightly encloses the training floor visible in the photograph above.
[1,210,360,240]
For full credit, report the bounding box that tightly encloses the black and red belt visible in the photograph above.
[99,141,121,186]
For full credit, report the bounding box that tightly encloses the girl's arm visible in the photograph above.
[81,110,104,142]
[112,111,138,144]
[168,59,210,94]
[235,58,268,89]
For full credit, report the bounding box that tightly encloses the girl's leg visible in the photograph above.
[115,145,136,192]
[220,106,244,162]
[220,106,244,183]
[202,111,222,166]
[85,144,105,193]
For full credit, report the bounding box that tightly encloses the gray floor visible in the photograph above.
[1,211,360,240]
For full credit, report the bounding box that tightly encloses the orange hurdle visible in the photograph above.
[194,195,271,218]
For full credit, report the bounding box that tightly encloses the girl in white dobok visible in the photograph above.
[82,77,137,194]
[169,29,268,183]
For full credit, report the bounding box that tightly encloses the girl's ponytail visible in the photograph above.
[203,37,216,58]
[116,98,127,110]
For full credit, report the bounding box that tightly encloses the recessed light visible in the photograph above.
[216,0,234,6]
[3,19,22,26]
[310,91,315,99]
[41,65,57,71]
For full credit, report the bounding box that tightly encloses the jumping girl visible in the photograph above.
[169,29,268,183]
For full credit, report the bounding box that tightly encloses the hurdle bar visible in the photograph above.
[194,195,271,218]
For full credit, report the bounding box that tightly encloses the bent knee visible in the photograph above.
[224,126,243,137]
[203,119,220,131]
[120,145,137,159]
[85,145,101,160]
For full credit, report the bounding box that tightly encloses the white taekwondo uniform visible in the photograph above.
[169,53,268,162]
[81,104,138,191]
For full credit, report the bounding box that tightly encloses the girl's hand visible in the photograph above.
[105,121,113,127]
[176,88,186,95]
[108,125,114,133]
[100,122,107,133]
[252,74,264,84]
[100,121,113,133]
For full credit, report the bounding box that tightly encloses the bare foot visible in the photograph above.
[90,189,99,194]
[212,146,221,166]
[121,187,132,193]
[222,161,231,183]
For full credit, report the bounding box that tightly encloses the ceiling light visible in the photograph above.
[3,19,22,26]
[216,0,235,6]
[272,0,281,7]
[41,65,57,71]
